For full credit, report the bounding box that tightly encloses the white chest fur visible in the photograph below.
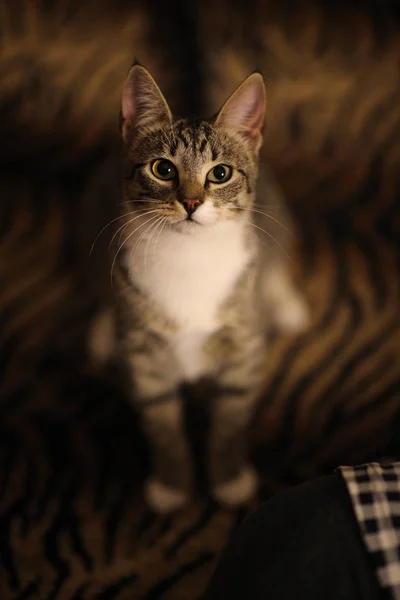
[125,220,252,380]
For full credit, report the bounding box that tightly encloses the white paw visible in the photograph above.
[212,466,259,507]
[144,478,190,514]
[88,307,116,365]
[273,294,310,334]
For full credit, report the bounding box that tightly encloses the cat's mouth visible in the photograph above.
[185,214,204,227]
[172,215,202,233]
[177,213,200,224]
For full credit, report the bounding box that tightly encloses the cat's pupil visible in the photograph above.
[157,160,173,176]
[213,166,226,180]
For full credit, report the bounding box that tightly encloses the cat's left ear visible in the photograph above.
[121,63,172,143]
[215,72,266,152]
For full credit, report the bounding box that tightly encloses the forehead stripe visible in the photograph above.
[199,138,207,153]
[170,138,179,156]
[178,132,189,148]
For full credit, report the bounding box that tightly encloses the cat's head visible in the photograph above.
[120,64,266,232]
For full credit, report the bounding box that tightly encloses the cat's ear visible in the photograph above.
[215,73,266,152]
[121,64,172,143]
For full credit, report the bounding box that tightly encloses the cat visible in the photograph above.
[89,64,309,514]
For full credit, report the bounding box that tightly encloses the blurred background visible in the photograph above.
[1,1,400,598]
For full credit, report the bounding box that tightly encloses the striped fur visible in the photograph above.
[1,0,400,597]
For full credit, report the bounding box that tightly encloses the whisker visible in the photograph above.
[246,221,292,263]
[235,206,292,235]
[129,217,160,269]
[251,203,284,214]
[108,209,161,252]
[251,202,283,213]
[144,216,164,273]
[110,214,159,285]
[90,212,135,255]
[147,217,165,264]
[120,199,162,205]
[153,217,168,261]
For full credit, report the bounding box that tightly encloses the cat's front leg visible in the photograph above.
[209,391,260,507]
[209,336,265,507]
[126,346,193,514]
[139,393,192,514]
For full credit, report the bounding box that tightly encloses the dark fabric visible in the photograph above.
[202,473,384,599]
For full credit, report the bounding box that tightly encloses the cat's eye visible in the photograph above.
[151,159,177,181]
[207,164,232,184]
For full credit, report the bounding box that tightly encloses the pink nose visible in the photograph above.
[182,198,200,216]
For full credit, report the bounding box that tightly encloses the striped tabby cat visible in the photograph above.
[91,64,309,513]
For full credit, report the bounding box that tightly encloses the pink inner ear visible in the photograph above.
[242,85,265,138]
[120,66,171,141]
[122,80,135,123]
[217,74,266,144]
[121,69,139,141]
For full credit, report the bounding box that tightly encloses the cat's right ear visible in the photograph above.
[120,64,172,143]
[215,72,266,152]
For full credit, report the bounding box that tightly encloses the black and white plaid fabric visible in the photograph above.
[339,463,400,599]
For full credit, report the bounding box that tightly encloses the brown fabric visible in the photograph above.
[1,1,400,598]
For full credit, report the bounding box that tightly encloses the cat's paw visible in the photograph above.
[212,466,259,507]
[145,478,190,514]
[273,293,310,335]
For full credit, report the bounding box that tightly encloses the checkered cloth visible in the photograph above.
[340,463,400,599]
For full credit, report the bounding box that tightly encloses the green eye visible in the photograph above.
[207,164,232,184]
[151,159,177,181]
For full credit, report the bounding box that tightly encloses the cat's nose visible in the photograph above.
[182,198,200,216]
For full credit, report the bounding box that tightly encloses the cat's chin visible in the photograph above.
[172,218,204,233]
